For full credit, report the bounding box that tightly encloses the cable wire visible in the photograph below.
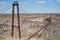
[0,4,12,12]
[19,6,26,13]
[0,6,12,14]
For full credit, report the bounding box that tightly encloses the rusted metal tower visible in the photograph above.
[11,1,21,38]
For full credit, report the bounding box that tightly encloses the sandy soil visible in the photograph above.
[0,14,60,40]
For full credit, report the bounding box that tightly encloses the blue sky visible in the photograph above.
[0,0,60,13]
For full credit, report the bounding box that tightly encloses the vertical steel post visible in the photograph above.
[17,4,21,38]
[12,4,14,37]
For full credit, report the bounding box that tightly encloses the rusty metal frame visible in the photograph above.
[11,1,21,38]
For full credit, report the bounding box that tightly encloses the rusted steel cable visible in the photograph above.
[27,22,48,40]
[0,4,12,12]
[38,22,51,38]
[19,6,26,13]
[27,19,51,40]
[0,6,11,14]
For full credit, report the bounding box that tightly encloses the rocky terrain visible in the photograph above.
[0,14,60,40]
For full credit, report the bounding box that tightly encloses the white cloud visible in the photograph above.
[19,1,28,6]
[57,0,60,2]
[36,0,46,4]
[0,1,6,5]
[0,1,11,5]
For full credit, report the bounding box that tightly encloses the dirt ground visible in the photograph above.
[0,14,60,40]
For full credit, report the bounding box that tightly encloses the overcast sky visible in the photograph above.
[0,0,60,13]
